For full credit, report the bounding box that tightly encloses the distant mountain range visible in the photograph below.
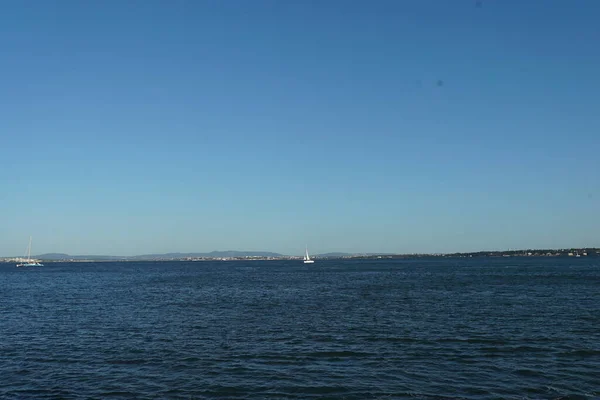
[33,253,127,261]
[32,251,288,261]
[11,248,597,261]
[30,251,397,261]
[131,251,286,259]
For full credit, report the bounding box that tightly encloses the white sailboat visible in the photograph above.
[303,246,314,264]
[16,236,43,267]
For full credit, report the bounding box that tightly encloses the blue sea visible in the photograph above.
[0,258,598,399]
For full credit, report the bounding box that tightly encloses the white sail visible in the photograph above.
[303,246,314,263]
[16,236,43,267]
[26,236,32,261]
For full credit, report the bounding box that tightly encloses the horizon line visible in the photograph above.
[2,245,600,259]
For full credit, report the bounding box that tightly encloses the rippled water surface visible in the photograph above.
[0,258,598,399]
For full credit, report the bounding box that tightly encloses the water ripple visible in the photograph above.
[0,258,598,399]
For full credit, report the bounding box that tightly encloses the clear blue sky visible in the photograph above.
[1,0,599,256]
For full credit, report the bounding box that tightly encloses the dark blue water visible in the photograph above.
[0,258,598,399]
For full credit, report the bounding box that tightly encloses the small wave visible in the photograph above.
[362,336,424,343]
[98,391,138,398]
[558,349,600,357]
[437,337,508,345]
[305,350,371,358]
[407,393,469,399]
[105,359,147,365]
[513,368,543,377]
[179,356,201,362]
[6,388,73,399]
[480,345,549,353]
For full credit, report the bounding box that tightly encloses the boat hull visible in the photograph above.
[16,263,43,267]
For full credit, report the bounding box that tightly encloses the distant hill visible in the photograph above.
[36,253,127,261]
[33,251,285,261]
[35,253,70,260]
[207,250,284,258]
[129,251,285,259]
[316,252,396,257]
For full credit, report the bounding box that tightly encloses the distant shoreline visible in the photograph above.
[1,248,598,262]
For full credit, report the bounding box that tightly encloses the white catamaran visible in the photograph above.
[303,246,314,264]
[16,236,43,267]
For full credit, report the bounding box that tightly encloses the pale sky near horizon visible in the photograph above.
[2,0,599,257]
